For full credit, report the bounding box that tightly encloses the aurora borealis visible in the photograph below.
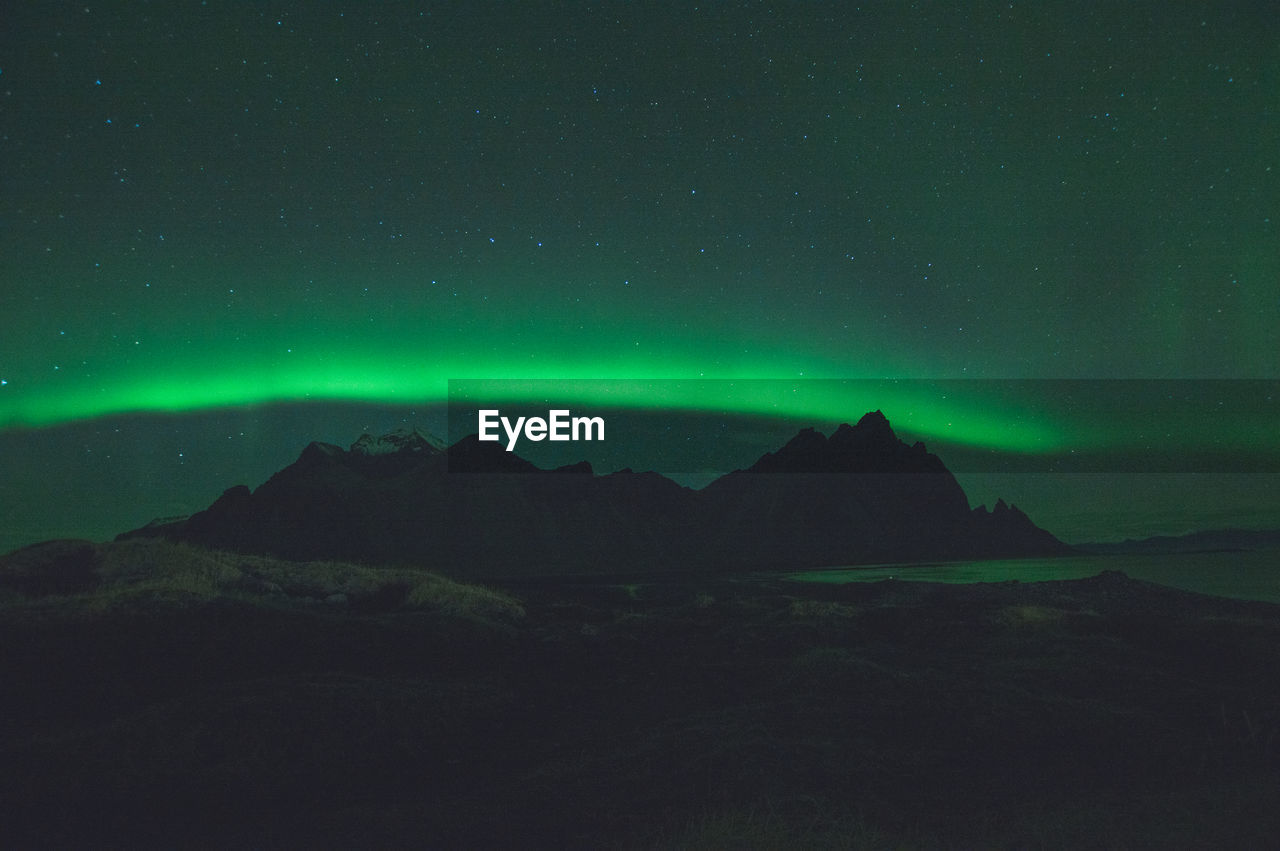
[1,2,1277,551]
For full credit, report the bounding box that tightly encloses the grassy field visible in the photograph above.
[2,538,1279,847]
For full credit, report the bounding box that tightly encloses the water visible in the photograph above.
[783,547,1280,604]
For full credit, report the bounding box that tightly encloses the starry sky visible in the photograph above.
[1,2,1277,553]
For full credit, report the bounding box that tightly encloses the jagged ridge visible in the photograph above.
[119,415,1073,577]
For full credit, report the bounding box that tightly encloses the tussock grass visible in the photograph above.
[405,573,525,621]
[0,537,524,621]
[96,539,243,599]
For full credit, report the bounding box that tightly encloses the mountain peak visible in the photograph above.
[830,408,895,444]
[350,427,446,457]
[780,426,829,454]
[739,411,943,476]
[857,409,891,429]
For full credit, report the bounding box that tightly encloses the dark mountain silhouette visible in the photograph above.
[119,412,1073,576]
[1075,528,1280,555]
[697,412,1068,567]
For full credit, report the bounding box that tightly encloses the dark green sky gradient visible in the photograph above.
[1,2,1277,551]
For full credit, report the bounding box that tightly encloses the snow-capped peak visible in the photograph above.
[349,427,446,456]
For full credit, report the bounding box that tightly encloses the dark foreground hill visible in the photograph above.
[121,411,1071,576]
[1,538,1279,847]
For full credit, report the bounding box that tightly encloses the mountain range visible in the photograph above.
[1075,528,1280,555]
[119,410,1072,577]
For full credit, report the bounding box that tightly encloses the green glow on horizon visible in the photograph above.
[0,340,1072,452]
[2,292,1274,458]
[4,349,1276,459]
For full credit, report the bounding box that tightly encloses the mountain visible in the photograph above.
[697,411,1068,567]
[119,415,1073,577]
[1075,528,1280,555]
[349,426,446,456]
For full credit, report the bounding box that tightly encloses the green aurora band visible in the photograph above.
[2,269,1274,458]
[2,352,1070,453]
[4,334,1276,461]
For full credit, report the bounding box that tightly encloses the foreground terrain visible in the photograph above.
[2,539,1279,847]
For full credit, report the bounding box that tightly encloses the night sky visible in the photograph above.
[2,2,1277,553]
